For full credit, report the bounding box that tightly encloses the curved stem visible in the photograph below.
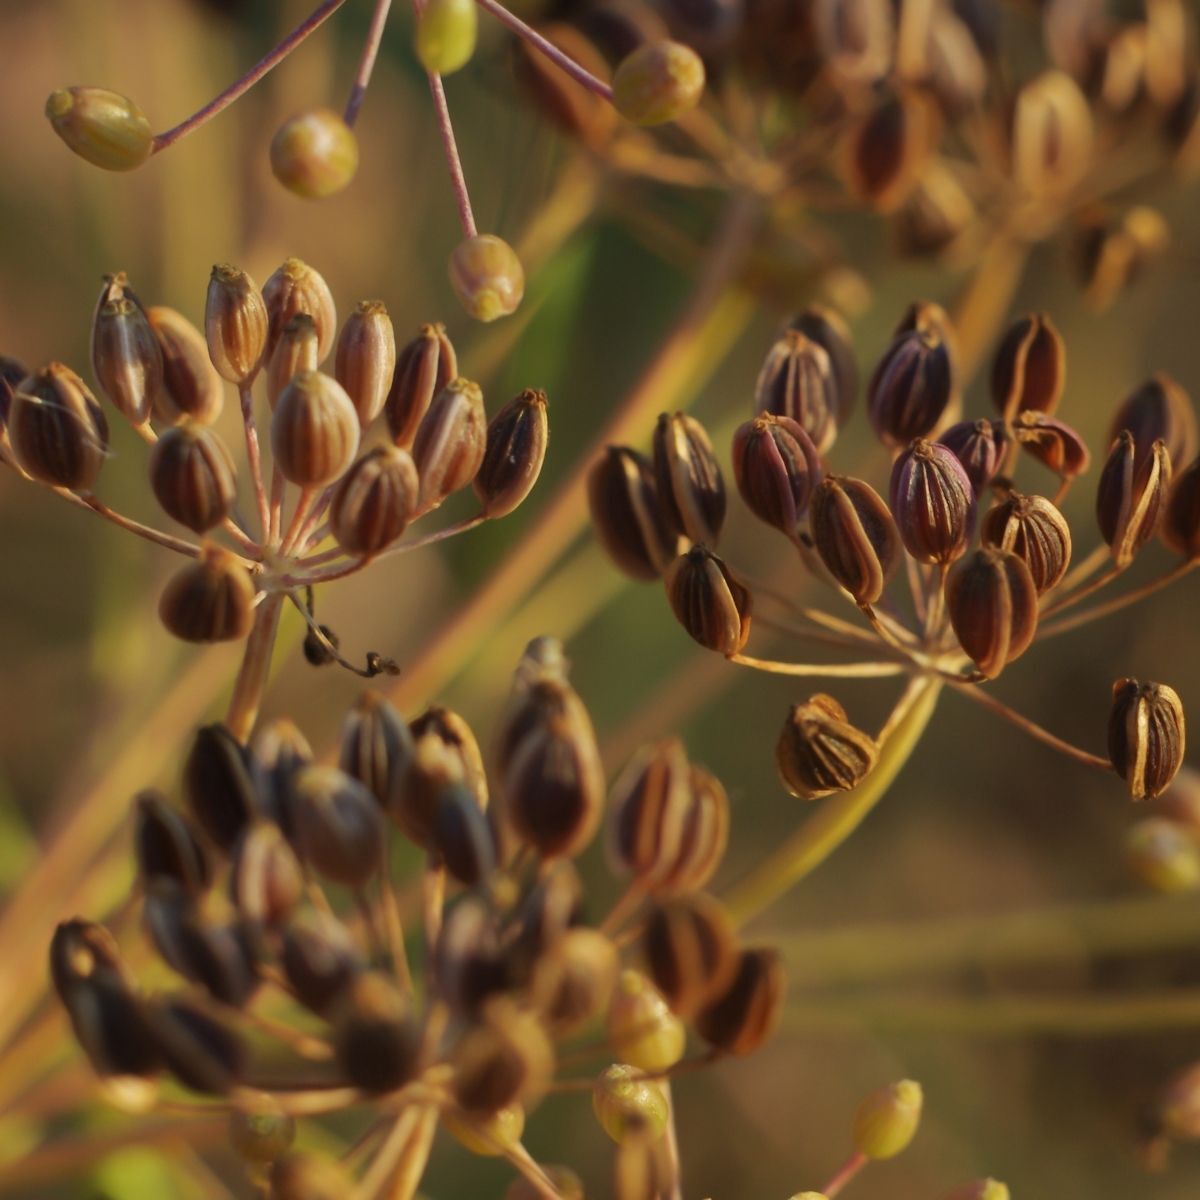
[151,0,352,153]
[1039,562,1123,619]
[725,676,942,927]
[728,652,906,678]
[344,0,394,126]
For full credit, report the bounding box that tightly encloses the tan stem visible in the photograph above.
[225,592,284,741]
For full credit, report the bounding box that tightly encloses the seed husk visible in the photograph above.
[1010,69,1093,197]
[1108,373,1197,474]
[732,413,822,536]
[133,790,209,896]
[148,306,225,425]
[663,545,752,656]
[412,377,488,509]
[777,694,879,800]
[606,969,686,1073]
[867,324,955,447]
[853,1078,924,1159]
[1096,431,1172,566]
[205,264,268,385]
[531,926,620,1036]
[991,312,1066,421]
[266,313,320,410]
[754,330,839,454]
[433,780,497,887]
[642,892,738,1019]
[1163,455,1200,558]
[938,418,1009,495]
[810,475,901,605]
[385,323,457,448]
[593,1064,670,1144]
[271,370,360,488]
[183,722,258,850]
[612,40,705,126]
[45,86,152,171]
[652,411,726,545]
[474,388,550,518]
[693,946,785,1056]
[262,258,337,363]
[1012,411,1092,479]
[609,738,694,886]
[843,87,939,212]
[448,235,525,323]
[335,300,396,427]
[451,999,553,1114]
[149,996,245,1095]
[339,692,415,810]
[786,304,858,424]
[1109,678,1186,801]
[290,765,385,886]
[331,971,422,1092]
[588,446,682,581]
[889,438,975,564]
[980,489,1072,593]
[91,296,163,425]
[281,915,362,1017]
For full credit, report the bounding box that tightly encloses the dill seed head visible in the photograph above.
[810,475,901,605]
[269,108,359,200]
[148,421,238,533]
[980,489,1072,593]
[663,544,752,656]
[754,330,840,454]
[91,296,163,426]
[607,969,686,1073]
[1095,431,1172,567]
[271,370,360,488]
[938,418,1009,496]
[868,324,955,446]
[8,363,109,490]
[45,86,152,171]
[148,306,225,425]
[412,377,488,509]
[852,1079,924,1159]
[262,259,337,363]
[945,547,1039,679]
[474,388,550,519]
[889,438,975,564]
[158,546,256,644]
[776,694,879,800]
[1108,678,1186,801]
[991,312,1066,421]
[588,445,682,581]
[205,264,268,385]
[732,413,822,537]
[330,971,422,1093]
[642,892,738,1019]
[593,1064,670,1144]
[329,444,419,556]
[694,946,785,1056]
[385,323,457,448]
[335,300,396,427]
[415,0,479,75]
[448,234,525,323]
[612,40,706,126]
[133,791,209,897]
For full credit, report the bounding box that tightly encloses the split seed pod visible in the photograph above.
[8,363,109,490]
[385,324,457,447]
[867,324,955,446]
[889,439,975,564]
[777,695,879,800]
[1013,411,1091,480]
[205,265,268,385]
[148,422,237,533]
[329,445,419,557]
[991,313,1066,420]
[1010,69,1093,197]
[642,892,738,1019]
[335,301,396,427]
[694,947,785,1055]
[159,546,256,644]
[754,330,839,454]
[656,764,729,896]
[608,739,693,887]
[91,296,163,425]
[980,490,1072,593]
[331,972,422,1092]
[1096,432,1172,567]
[1107,374,1197,473]
[1108,679,1186,801]
[271,370,360,488]
[843,87,939,212]
[810,475,901,605]
[945,548,1039,679]
[652,412,726,545]
[412,378,488,509]
[148,306,225,425]
[262,259,337,363]
[474,388,550,518]
[663,545,752,656]
[732,413,822,535]
[588,446,682,580]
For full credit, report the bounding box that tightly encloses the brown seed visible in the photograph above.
[1109,679,1186,801]
[8,363,109,490]
[205,264,269,384]
[184,723,258,850]
[282,915,362,1017]
[694,946,786,1055]
[652,412,726,545]
[786,305,858,424]
[937,418,1009,496]
[531,927,620,1036]
[1163,455,1200,559]
[867,324,955,447]
[91,296,163,425]
[474,388,550,518]
[608,738,693,886]
[991,312,1066,421]
[451,999,553,1114]
[133,790,209,896]
[50,918,132,1001]
[777,694,878,800]
[290,766,385,886]
[894,161,976,258]
[731,413,822,537]
[843,87,939,212]
[334,300,395,427]
[59,968,160,1083]
[433,781,497,887]
[812,0,893,86]
[148,421,237,532]
[338,692,415,809]
[262,258,337,363]
[410,705,489,808]
[229,822,303,928]
[329,444,419,556]
[149,996,245,1095]
[412,377,487,509]
[656,764,730,896]
[1012,411,1091,480]
[434,895,511,1015]
[385,323,457,448]
[147,306,225,425]
[663,545,752,655]
[331,971,422,1092]
[1096,432,1172,567]
[159,546,256,644]
[271,370,360,487]
[945,548,1039,679]
[266,312,320,410]
[250,718,313,838]
[810,475,901,605]
[642,892,738,1019]
[396,710,487,849]
[587,446,682,581]
[1009,69,1093,197]
[494,638,589,777]
[889,438,975,564]
[754,330,839,454]
[980,489,1072,593]
[1107,373,1198,474]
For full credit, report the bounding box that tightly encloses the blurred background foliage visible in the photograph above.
[2,0,1200,1196]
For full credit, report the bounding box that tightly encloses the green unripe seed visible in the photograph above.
[852,1079,924,1160]
[612,41,705,127]
[592,1063,669,1145]
[448,234,525,323]
[45,87,153,171]
[416,0,478,76]
[270,109,359,200]
[228,1109,296,1164]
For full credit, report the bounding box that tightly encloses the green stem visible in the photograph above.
[725,676,942,927]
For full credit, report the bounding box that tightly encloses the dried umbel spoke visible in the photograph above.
[1109,679,1186,801]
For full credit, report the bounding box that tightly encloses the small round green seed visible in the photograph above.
[612,41,705,127]
[45,87,153,171]
[416,0,478,76]
[270,109,359,200]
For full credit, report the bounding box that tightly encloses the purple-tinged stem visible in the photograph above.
[345,0,395,127]
[426,71,477,238]
[473,0,614,101]
[823,1150,868,1197]
[151,0,352,154]
[238,385,271,540]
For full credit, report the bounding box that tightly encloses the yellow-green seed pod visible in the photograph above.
[612,41,705,126]
[270,109,359,200]
[606,970,686,1073]
[443,1102,525,1157]
[788,1194,830,1200]
[592,1064,669,1145]
[1126,817,1200,893]
[416,0,478,76]
[852,1079,923,1160]
[45,87,153,171]
[448,235,525,323]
